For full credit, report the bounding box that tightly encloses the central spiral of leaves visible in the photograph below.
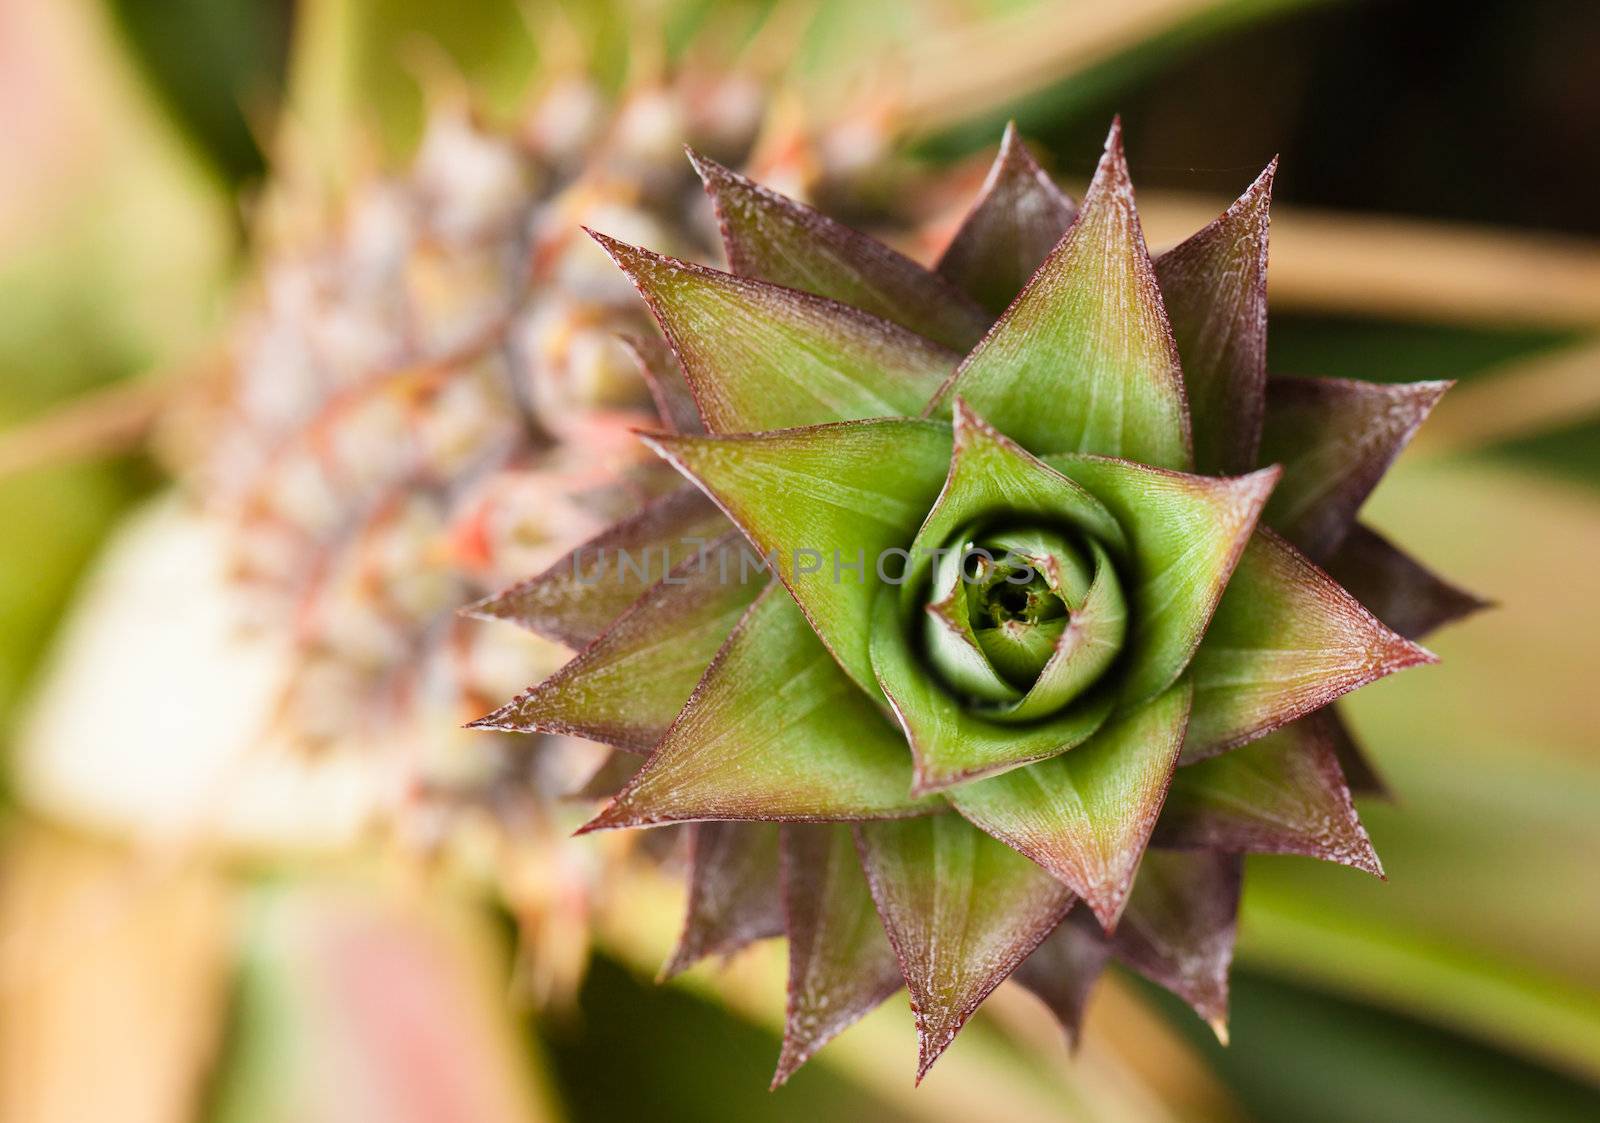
[921,523,1127,724]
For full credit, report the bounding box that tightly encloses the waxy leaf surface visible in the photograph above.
[855,814,1074,1079]
[1183,528,1435,762]
[646,419,953,693]
[937,120,1191,469]
[663,822,786,978]
[1154,162,1274,476]
[773,825,904,1087]
[949,682,1193,929]
[581,586,937,831]
[936,123,1078,316]
[690,152,990,351]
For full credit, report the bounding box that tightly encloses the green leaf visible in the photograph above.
[1156,709,1384,877]
[935,122,1077,316]
[590,231,961,433]
[1042,452,1280,708]
[872,588,1115,793]
[935,119,1192,470]
[854,813,1074,1080]
[1114,850,1242,1033]
[772,825,904,1088]
[1259,376,1451,560]
[579,586,938,832]
[688,152,991,351]
[1183,528,1436,763]
[948,681,1193,929]
[644,419,953,694]
[1012,911,1111,1048]
[470,533,762,751]
[1154,161,1275,477]
[662,823,786,979]
[466,485,728,648]
[1325,523,1491,641]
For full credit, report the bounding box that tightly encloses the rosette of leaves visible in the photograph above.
[472,120,1484,1083]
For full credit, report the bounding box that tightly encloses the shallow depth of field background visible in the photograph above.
[1,2,1598,1121]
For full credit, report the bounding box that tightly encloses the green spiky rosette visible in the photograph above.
[470,121,1485,1083]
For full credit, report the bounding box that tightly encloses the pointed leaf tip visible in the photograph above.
[687,150,990,351]
[939,118,1192,468]
[855,815,1072,1080]
[662,822,785,979]
[1154,159,1276,476]
[1158,709,1385,878]
[937,124,1077,315]
[1260,376,1453,560]
[950,681,1193,931]
[772,825,902,1086]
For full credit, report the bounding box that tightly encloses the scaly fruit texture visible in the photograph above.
[473,120,1486,1082]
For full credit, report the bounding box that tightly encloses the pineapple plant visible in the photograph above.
[471,119,1485,1082]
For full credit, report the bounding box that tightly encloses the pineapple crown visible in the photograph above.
[469,119,1485,1083]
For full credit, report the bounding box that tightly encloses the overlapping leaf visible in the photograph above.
[1042,452,1279,708]
[645,419,953,693]
[690,152,990,351]
[948,682,1193,929]
[1113,849,1242,1033]
[1259,375,1451,559]
[1011,910,1110,1047]
[1326,522,1490,640]
[774,825,904,1087]
[1153,161,1275,476]
[855,814,1074,1080]
[937,120,1192,470]
[467,485,728,648]
[471,534,761,750]
[1183,528,1436,762]
[1156,709,1384,876]
[936,123,1078,316]
[590,232,961,433]
[663,822,786,978]
[581,586,938,831]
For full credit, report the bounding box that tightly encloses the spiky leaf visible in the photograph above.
[1153,161,1274,476]
[855,814,1074,1080]
[580,586,938,831]
[936,120,1191,469]
[690,152,990,351]
[936,123,1077,315]
[773,825,903,1087]
[1259,376,1451,559]
[591,232,961,433]
[948,681,1193,929]
[1112,850,1241,1033]
[1183,528,1435,762]
[663,822,786,978]
[471,534,761,750]
[1156,710,1383,876]
[1326,522,1490,640]
[468,486,728,648]
[1011,910,1111,1048]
